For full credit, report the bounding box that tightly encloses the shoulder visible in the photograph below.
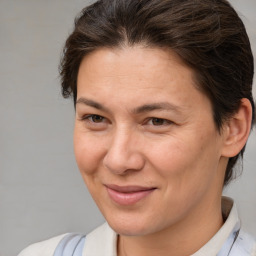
[18,234,68,256]
[231,229,256,256]
[17,223,116,256]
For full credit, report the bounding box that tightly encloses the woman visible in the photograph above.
[19,0,255,255]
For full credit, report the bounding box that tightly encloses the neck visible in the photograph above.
[118,196,223,256]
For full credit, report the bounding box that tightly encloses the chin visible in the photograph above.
[105,215,158,237]
[110,224,148,236]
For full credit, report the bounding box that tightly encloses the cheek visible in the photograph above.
[73,131,105,175]
[147,138,191,175]
[148,133,220,190]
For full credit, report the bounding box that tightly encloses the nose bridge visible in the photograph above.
[103,125,144,174]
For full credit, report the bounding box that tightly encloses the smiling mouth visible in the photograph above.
[105,184,156,205]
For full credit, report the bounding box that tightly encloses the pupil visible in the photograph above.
[92,115,103,122]
[152,118,164,125]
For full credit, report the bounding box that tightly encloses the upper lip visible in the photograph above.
[105,184,156,193]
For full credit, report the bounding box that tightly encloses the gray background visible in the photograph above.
[0,0,255,255]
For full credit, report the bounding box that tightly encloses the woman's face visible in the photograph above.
[74,46,227,236]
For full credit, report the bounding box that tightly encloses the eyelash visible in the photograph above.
[80,114,106,124]
[80,114,172,128]
[146,117,173,126]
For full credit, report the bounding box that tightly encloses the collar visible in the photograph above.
[192,196,240,256]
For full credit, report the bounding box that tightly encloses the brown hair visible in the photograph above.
[59,0,255,186]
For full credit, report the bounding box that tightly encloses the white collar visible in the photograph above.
[83,221,118,256]
[192,197,240,255]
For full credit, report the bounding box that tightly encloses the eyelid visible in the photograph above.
[80,114,106,123]
[145,117,173,126]
[78,114,110,132]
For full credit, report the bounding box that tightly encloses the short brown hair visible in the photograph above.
[59,0,255,186]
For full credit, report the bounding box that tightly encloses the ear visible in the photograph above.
[221,98,252,158]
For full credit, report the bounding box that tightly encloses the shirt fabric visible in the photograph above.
[18,197,256,256]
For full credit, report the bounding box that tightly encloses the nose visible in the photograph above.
[103,129,145,175]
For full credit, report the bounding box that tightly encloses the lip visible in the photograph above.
[105,184,156,206]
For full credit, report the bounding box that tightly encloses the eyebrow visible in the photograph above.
[76,98,111,112]
[76,97,182,114]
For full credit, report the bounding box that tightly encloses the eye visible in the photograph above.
[78,114,110,131]
[148,118,172,126]
[79,114,108,128]
[151,118,166,126]
[86,114,105,123]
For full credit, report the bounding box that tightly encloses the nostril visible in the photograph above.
[103,150,145,175]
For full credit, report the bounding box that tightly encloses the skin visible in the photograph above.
[74,46,251,256]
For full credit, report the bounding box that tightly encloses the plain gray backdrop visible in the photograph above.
[0,0,255,255]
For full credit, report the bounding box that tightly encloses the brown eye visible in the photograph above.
[151,118,166,126]
[90,115,105,123]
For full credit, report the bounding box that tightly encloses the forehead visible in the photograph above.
[76,46,211,113]
[80,46,189,71]
[78,46,194,88]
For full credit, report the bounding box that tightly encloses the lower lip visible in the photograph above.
[106,187,155,206]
